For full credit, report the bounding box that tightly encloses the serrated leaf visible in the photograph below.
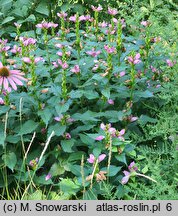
[142,165,149,174]
[139,115,157,125]
[60,179,80,195]
[2,152,17,171]
[48,124,66,137]
[18,120,38,135]
[2,16,15,25]
[115,153,127,164]
[61,139,75,153]
[50,163,65,176]
[102,165,122,177]
[0,132,5,146]
[101,88,110,99]
[35,2,49,16]
[38,108,52,126]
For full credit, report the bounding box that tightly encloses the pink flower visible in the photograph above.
[0,97,4,105]
[14,22,22,28]
[95,135,105,141]
[108,127,116,136]
[100,123,106,130]
[128,53,141,65]
[141,21,149,27]
[117,129,125,140]
[64,133,71,140]
[98,154,106,162]
[0,62,27,91]
[87,154,95,164]
[57,59,69,69]
[166,59,175,67]
[45,173,52,181]
[130,116,138,122]
[19,37,36,46]
[69,15,77,22]
[92,64,99,71]
[22,57,44,64]
[36,21,54,29]
[57,12,68,18]
[49,22,58,28]
[71,65,80,73]
[107,99,114,105]
[108,7,118,16]
[86,48,101,57]
[121,171,130,184]
[11,45,22,54]
[91,5,103,12]
[87,154,106,164]
[98,21,108,28]
[54,115,63,122]
[128,161,138,171]
[120,71,125,77]
[104,45,116,54]
[55,43,64,49]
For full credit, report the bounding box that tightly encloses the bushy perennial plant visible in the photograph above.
[0,5,176,199]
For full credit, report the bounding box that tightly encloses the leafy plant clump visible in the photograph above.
[0,4,177,200]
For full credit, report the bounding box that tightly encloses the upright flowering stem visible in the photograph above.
[75,13,81,57]
[130,63,136,101]
[117,20,122,66]
[145,29,151,69]
[94,11,99,37]
[60,16,66,41]
[30,58,37,86]
[61,47,68,101]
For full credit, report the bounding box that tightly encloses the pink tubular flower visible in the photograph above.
[22,57,44,64]
[98,21,108,28]
[95,135,105,141]
[11,45,22,54]
[57,11,68,19]
[14,22,22,28]
[108,7,118,16]
[107,99,114,105]
[121,161,138,185]
[166,59,176,67]
[36,21,54,29]
[0,97,4,105]
[91,5,103,12]
[19,37,36,46]
[104,45,116,54]
[57,59,68,69]
[54,115,63,122]
[0,62,27,91]
[128,53,141,65]
[120,71,126,77]
[141,21,149,27]
[98,154,106,162]
[87,154,95,164]
[100,123,106,130]
[69,15,77,22]
[86,48,101,57]
[87,154,106,164]
[45,173,52,181]
[71,65,80,74]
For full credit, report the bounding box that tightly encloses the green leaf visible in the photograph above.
[61,139,75,153]
[101,88,110,99]
[83,90,99,99]
[48,124,66,137]
[139,115,157,125]
[50,163,65,176]
[35,2,49,16]
[25,14,36,22]
[102,165,122,177]
[2,152,17,171]
[115,153,127,164]
[60,179,80,195]
[72,111,99,122]
[18,120,38,135]
[38,108,52,126]
[55,103,69,116]
[134,90,153,99]
[0,132,5,146]
[83,189,98,200]
[68,152,84,162]
[2,16,15,25]
[142,165,149,174]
